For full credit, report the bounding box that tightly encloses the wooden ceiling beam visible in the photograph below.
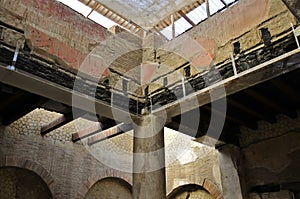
[41,109,86,135]
[72,118,117,142]
[227,98,266,121]
[205,0,211,18]
[219,0,228,8]
[244,88,295,118]
[87,123,133,145]
[41,114,72,135]
[178,10,196,27]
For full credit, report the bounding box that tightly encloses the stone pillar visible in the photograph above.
[217,144,245,199]
[132,114,166,199]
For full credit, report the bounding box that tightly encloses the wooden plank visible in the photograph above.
[87,123,133,145]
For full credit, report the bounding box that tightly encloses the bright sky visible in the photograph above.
[56,0,117,29]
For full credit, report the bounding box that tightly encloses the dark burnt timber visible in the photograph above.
[148,32,299,109]
[0,43,142,115]
[0,29,298,116]
[0,20,300,145]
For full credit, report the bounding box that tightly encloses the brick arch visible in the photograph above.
[202,178,224,199]
[75,169,132,199]
[167,179,223,199]
[0,155,59,198]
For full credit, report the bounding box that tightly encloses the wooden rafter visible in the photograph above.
[171,14,175,39]
[219,0,228,8]
[72,118,117,142]
[178,10,196,27]
[72,122,102,142]
[41,110,86,135]
[85,2,100,18]
[205,0,211,18]
[41,114,73,135]
[79,0,145,37]
[87,123,133,145]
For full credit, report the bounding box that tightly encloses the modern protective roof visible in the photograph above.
[57,0,238,39]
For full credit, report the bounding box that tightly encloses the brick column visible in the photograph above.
[132,114,166,199]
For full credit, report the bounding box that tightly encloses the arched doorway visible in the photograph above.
[84,177,132,199]
[167,184,213,199]
[0,166,52,199]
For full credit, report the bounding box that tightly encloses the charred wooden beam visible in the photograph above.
[40,100,71,114]
[87,123,133,145]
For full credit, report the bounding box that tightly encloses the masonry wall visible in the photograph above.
[166,148,222,195]
[0,0,143,96]
[239,112,300,199]
[161,0,297,69]
[0,108,223,199]
[0,167,52,199]
[0,125,132,199]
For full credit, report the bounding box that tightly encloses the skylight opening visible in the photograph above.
[56,0,117,29]
[160,25,173,40]
[175,18,193,36]
[160,0,239,40]
[186,4,208,24]
[224,0,236,4]
[209,0,225,15]
[88,11,118,29]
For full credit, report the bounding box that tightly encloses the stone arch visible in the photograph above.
[167,179,224,199]
[0,156,58,198]
[167,184,214,199]
[0,166,53,198]
[84,177,132,199]
[75,169,132,199]
[202,178,224,199]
